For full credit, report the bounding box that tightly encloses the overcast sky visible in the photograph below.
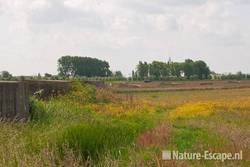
[0,0,250,76]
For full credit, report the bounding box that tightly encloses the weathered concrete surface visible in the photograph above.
[0,80,102,120]
[0,80,71,120]
[0,81,29,120]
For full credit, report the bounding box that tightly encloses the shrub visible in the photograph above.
[29,97,48,122]
[64,81,96,104]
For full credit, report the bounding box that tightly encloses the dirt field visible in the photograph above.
[110,80,250,92]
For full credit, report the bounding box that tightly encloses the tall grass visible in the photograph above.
[0,81,249,166]
[23,81,163,165]
[57,122,138,160]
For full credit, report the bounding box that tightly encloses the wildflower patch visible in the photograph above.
[169,102,216,119]
[169,98,250,119]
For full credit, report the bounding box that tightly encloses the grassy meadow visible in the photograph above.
[0,81,249,166]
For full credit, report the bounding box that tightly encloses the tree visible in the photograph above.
[113,71,123,78]
[58,56,112,77]
[236,71,244,80]
[1,71,12,78]
[193,60,210,79]
[170,62,182,77]
[182,59,194,79]
[149,61,171,80]
[134,59,212,81]
[149,62,160,80]
[37,73,42,79]
[137,61,149,80]
[45,73,53,78]
[58,56,75,77]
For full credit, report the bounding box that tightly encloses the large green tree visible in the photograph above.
[193,60,210,79]
[58,56,112,77]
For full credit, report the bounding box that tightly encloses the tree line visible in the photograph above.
[1,56,250,81]
[133,59,211,80]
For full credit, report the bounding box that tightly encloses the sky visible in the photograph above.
[0,0,250,76]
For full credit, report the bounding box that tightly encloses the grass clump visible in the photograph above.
[169,126,207,151]
[57,121,138,161]
[29,97,48,122]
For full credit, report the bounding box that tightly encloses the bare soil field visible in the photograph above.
[111,80,250,93]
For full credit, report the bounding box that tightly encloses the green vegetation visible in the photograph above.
[0,81,249,166]
[0,81,161,166]
[134,59,211,80]
[2,56,250,81]
[58,56,112,77]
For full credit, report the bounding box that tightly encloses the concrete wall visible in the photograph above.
[27,80,71,99]
[0,81,29,120]
[0,80,101,120]
[0,80,71,120]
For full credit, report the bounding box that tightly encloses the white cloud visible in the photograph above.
[0,0,250,75]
